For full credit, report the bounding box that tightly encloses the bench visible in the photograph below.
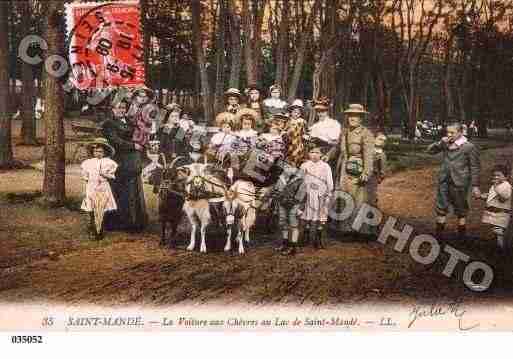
[70,121,104,163]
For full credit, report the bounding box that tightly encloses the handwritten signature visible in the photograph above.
[408,300,480,330]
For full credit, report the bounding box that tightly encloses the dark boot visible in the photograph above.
[435,222,445,239]
[282,242,297,256]
[88,213,96,240]
[316,228,325,249]
[312,230,319,249]
[457,225,466,240]
[302,228,310,247]
[275,231,289,252]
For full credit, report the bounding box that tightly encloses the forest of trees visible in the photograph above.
[2,0,513,203]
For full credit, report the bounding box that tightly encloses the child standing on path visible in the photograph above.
[81,138,118,240]
[481,165,512,249]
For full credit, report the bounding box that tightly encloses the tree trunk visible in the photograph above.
[41,0,65,205]
[192,0,214,123]
[287,0,318,101]
[227,0,241,89]
[251,0,266,85]
[242,0,256,86]
[214,0,227,113]
[20,0,37,145]
[0,1,13,168]
[140,0,150,87]
[274,0,289,94]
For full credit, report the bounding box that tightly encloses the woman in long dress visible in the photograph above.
[102,98,149,232]
[330,104,376,237]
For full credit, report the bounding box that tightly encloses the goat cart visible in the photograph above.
[153,154,279,255]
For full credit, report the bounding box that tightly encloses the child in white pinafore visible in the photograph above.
[81,138,118,240]
[481,165,512,249]
[300,147,334,249]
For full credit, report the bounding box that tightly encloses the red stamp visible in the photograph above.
[65,1,145,90]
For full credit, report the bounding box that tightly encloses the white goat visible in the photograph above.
[221,192,245,254]
[229,180,274,244]
[180,163,227,253]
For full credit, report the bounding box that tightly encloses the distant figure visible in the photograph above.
[262,85,287,124]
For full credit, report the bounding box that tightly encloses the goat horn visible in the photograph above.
[169,155,185,169]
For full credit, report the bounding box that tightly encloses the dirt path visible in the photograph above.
[1,137,513,306]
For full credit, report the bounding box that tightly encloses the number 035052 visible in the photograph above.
[11,335,43,344]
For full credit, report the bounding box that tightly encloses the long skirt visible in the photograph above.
[331,174,378,236]
[105,174,148,232]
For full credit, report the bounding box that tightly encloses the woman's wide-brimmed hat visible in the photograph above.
[87,137,115,157]
[132,86,154,99]
[270,113,289,128]
[224,88,242,99]
[313,97,330,111]
[246,84,260,93]
[165,102,182,113]
[343,103,369,115]
[234,107,260,127]
[288,99,304,111]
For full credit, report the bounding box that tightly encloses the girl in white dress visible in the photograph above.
[208,117,237,163]
[234,108,259,155]
[81,138,118,240]
[300,147,334,249]
[481,165,512,249]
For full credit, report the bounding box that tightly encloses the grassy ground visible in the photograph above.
[1,119,513,306]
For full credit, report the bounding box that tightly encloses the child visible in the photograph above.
[256,116,287,162]
[270,163,305,256]
[234,109,259,153]
[300,146,334,249]
[208,118,237,164]
[130,87,155,150]
[481,164,512,249]
[374,132,388,184]
[81,138,118,240]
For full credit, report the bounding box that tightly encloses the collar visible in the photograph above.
[454,136,468,146]
[448,136,468,149]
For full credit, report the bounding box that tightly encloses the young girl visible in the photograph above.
[81,138,118,240]
[208,118,237,163]
[130,86,155,150]
[257,116,287,161]
[234,108,259,155]
[300,146,334,249]
[481,164,512,249]
[374,132,388,184]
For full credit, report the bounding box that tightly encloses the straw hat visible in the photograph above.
[288,99,304,111]
[132,86,154,99]
[343,103,369,115]
[224,88,242,99]
[313,97,330,111]
[87,137,115,157]
[270,113,289,129]
[165,102,182,113]
[246,84,260,94]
